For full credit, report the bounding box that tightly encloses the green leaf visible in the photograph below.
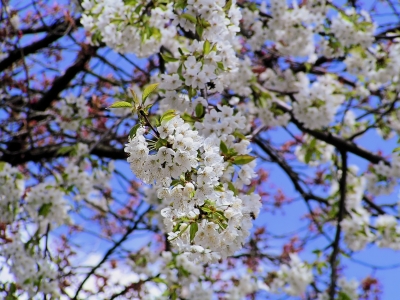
[247,185,255,195]
[143,103,153,114]
[304,150,312,164]
[227,148,238,157]
[203,40,211,55]
[160,53,179,63]
[224,0,233,11]
[108,101,133,109]
[196,23,204,38]
[177,63,184,80]
[172,291,178,300]
[200,206,213,213]
[152,277,168,285]
[56,146,74,156]
[217,61,225,70]
[171,179,181,186]
[181,113,196,123]
[220,140,229,155]
[151,27,162,41]
[150,115,160,127]
[188,87,197,99]
[38,203,53,217]
[199,18,210,28]
[190,222,198,242]
[155,138,168,150]
[175,0,186,9]
[338,292,352,300]
[214,184,224,192]
[129,124,141,139]
[160,109,177,123]
[214,210,228,222]
[393,146,400,153]
[142,83,159,104]
[309,138,317,149]
[232,155,256,165]
[227,182,238,196]
[195,103,204,118]
[232,130,247,140]
[129,89,140,107]
[0,161,5,172]
[133,3,142,12]
[65,185,75,194]
[9,283,16,294]
[181,13,197,23]
[312,249,322,256]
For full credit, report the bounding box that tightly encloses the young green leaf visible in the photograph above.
[143,103,153,113]
[214,184,225,192]
[152,277,168,285]
[232,154,256,165]
[129,124,141,139]
[196,23,204,38]
[188,87,197,99]
[227,182,238,196]
[247,186,256,196]
[181,13,197,24]
[190,222,198,242]
[38,203,53,217]
[108,101,133,109]
[304,150,312,164]
[181,113,196,123]
[217,61,225,70]
[129,88,140,107]
[142,83,159,104]
[56,146,74,156]
[160,53,179,63]
[203,40,211,55]
[220,140,229,155]
[195,103,204,118]
[155,138,168,150]
[309,138,317,149]
[224,0,233,11]
[160,109,177,123]
[232,130,247,140]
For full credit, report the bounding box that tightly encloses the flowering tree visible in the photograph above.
[1,0,400,298]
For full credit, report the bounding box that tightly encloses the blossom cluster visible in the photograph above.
[59,143,114,208]
[56,94,89,131]
[1,238,60,298]
[331,165,400,251]
[318,277,360,299]
[269,253,313,296]
[81,0,177,57]
[366,154,400,196]
[125,110,260,262]
[295,135,335,166]
[257,70,345,130]
[0,155,115,298]
[0,162,24,224]
[126,246,264,299]
[25,182,70,233]
[292,75,344,130]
